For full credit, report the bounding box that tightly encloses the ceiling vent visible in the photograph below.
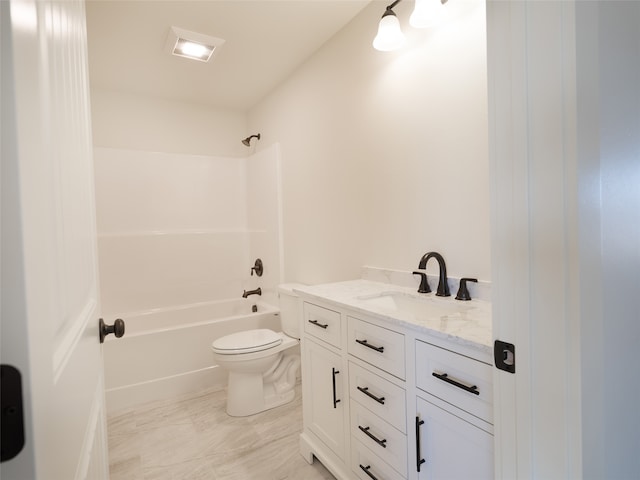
[165,26,225,62]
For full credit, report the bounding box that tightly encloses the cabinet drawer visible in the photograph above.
[415,340,493,423]
[350,400,407,477]
[348,317,405,379]
[304,302,342,348]
[349,362,406,433]
[351,439,406,480]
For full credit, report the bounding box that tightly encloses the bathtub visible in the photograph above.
[103,299,282,414]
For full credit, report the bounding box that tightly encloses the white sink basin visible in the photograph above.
[357,292,472,320]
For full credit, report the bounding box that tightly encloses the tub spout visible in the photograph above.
[242,287,262,298]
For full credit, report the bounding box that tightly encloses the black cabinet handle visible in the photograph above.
[358,425,387,449]
[308,319,328,329]
[432,372,480,395]
[332,368,340,408]
[416,416,426,472]
[357,386,385,405]
[359,464,380,480]
[356,338,384,353]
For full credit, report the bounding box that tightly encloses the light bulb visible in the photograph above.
[180,41,209,58]
[410,0,445,29]
[373,13,406,52]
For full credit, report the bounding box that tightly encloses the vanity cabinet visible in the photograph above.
[299,292,493,480]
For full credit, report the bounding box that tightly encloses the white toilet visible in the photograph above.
[211,284,302,417]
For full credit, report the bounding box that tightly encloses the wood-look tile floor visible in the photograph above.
[107,383,336,480]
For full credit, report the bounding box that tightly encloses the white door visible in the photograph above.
[1,0,111,479]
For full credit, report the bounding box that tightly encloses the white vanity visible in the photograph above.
[296,279,493,480]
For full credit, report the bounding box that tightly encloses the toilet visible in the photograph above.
[211,284,302,417]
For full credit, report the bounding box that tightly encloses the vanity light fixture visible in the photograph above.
[165,26,225,62]
[373,0,449,52]
[372,0,406,52]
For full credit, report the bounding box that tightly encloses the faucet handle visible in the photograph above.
[412,271,431,294]
[455,278,478,301]
[251,258,263,277]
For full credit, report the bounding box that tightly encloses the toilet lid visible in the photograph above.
[212,329,282,354]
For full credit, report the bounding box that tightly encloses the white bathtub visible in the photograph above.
[103,299,281,413]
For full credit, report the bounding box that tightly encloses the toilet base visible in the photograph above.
[225,353,300,417]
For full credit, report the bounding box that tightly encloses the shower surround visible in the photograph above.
[94,144,283,411]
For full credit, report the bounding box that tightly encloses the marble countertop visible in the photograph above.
[294,279,492,356]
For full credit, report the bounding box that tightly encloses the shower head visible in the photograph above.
[242,133,261,146]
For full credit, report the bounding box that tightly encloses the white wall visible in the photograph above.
[248,0,489,285]
[94,147,250,315]
[93,145,284,315]
[90,88,247,157]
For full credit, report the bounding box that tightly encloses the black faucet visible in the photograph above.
[242,287,262,298]
[413,252,450,297]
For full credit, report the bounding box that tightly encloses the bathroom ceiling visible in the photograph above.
[86,0,372,111]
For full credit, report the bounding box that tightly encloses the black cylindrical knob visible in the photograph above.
[99,318,126,343]
[112,319,125,338]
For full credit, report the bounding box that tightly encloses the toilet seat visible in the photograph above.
[212,329,282,355]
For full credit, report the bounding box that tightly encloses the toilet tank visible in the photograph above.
[277,284,305,339]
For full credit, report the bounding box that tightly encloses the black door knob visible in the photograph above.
[99,318,125,344]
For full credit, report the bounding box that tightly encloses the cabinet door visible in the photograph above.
[305,339,345,458]
[415,397,493,480]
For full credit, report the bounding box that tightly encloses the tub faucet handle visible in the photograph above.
[251,258,263,277]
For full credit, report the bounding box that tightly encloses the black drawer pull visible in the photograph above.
[358,425,387,448]
[357,386,385,405]
[308,319,328,329]
[432,372,480,395]
[359,464,380,480]
[332,368,341,408]
[356,338,384,353]
[416,416,426,472]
